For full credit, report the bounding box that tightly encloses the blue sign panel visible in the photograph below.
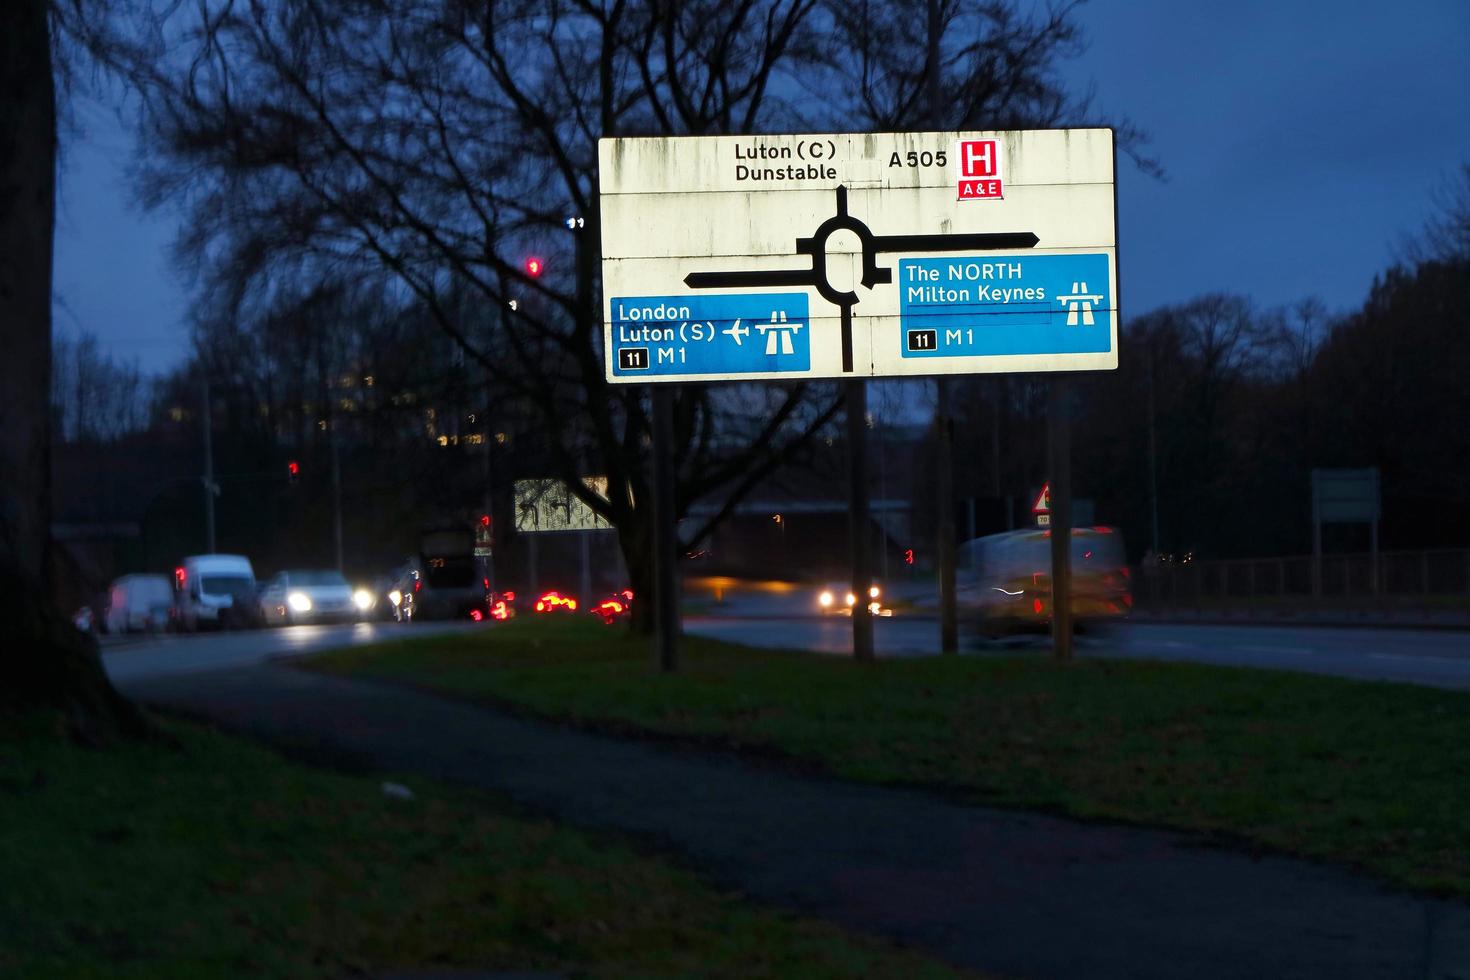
[898,253,1113,358]
[609,293,810,377]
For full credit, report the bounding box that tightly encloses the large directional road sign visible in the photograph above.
[599,128,1118,383]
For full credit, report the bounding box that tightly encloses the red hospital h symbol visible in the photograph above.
[963,140,995,177]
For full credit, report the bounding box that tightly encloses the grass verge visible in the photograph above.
[0,711,973,979]
[312,616,1470,897]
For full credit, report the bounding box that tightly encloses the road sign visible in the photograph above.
[1031,483,1051,514]
[514,477,612,533]
[599,128,1117,383]
[1311,468,1380,523]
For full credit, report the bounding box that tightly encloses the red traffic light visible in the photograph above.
[288,460,300,476]
[904,548,915,565]
[524,256,543,277]
[479,514,491,527]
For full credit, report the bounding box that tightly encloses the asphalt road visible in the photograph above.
[686,615,1470,689]
[99,612,1470,693]
[100,620,479,688]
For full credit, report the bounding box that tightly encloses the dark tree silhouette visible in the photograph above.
[0,0,144,733]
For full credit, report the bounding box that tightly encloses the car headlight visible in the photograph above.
[388,589,402,607]
[352,589,373,611]
[845,592,857,607]
[818,590,834,608]
[869,585,880,599]
[287,591,313,613]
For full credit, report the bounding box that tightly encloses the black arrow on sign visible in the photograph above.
[683,186,1039,372]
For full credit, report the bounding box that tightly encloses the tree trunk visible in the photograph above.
[0,0,146,738]
[618,517,657,636]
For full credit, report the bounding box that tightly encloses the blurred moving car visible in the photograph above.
[257,569,371,625]
[816,582,892,617]
[105,573,174,634]
[489,590,517,621]
[591,589,634,625]
[390,526,491,621]
[957,526,1131,637]
[351,571,400,622]
[534,591,578,613]
[173,554,257,631]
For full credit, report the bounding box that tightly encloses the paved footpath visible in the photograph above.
[125,666,1470,980]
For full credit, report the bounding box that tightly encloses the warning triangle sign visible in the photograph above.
[1031,482,1051,514]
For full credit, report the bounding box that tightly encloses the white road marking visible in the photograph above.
[1367,653,1469,664]
[1234,645,1313,655]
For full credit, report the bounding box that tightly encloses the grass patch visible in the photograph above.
[313,616,1470,897]
[0,712,974,979]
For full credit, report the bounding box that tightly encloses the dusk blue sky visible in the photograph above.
[53,0,1470,375]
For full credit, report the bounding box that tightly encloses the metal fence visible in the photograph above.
[1134,549,1470,614]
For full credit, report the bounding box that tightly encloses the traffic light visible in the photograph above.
[524,256,543,277]
[287,460,300,485]
[904,548,915,565]
[479,514,491,528]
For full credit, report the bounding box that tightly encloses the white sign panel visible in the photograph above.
[599,128,1118,384]
[514,477,612,533]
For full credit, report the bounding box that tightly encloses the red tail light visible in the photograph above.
[1033,598,1044,615]
[469,609,483,622]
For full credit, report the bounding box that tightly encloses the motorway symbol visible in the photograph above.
[683,185,1038,373]
[1058,282,1104,326]
[755,311,802,354]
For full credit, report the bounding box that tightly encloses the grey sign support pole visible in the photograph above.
[1311,477,1322,599]
[847,380,875,662]
[580,531,592,606]
[529,534,539,596]
[927,0,958,655]
[201,376,215,553]
[937,382,958,653]
[651,386,680,672]
[331,420,343,572]
[1048,377,1074,661]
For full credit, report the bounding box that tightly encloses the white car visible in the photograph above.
[257,569,373,625]
[816,582,892,617]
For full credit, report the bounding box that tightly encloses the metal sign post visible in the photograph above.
[847,381,874,662]
[1048,379,1073,662]
[1311,468,1381,600]
[652,387,680,672]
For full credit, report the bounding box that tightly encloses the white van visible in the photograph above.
[105,574,174,633]
[174,554,257,630]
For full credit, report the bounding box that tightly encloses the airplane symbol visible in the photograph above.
[722,319,749,346]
